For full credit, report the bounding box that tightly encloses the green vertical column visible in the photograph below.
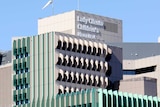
[143,95,148,107]
[108,90,113,107]
[66,93,69,106]
[76,91,80,107]
[51,32,54,107]
[81,90,85,107]
[32,36,35,107]
[27,37,30,54]
[134,94,139,107]
[37,35,40,107]
[118,92,123,107]
[60,94,64,107]
[97,88,103,107]
[40,34,44,107]
[56,95,59,107]
[148,96,153,107]
[138,95,144,107]
[13,40,17,56]
[46,33,49,107]
[128,93,134,107]
[22,38,25,54]
[153,97,158,107]
[86,89,90,106]
[91,88,96,107]
[123,92,128,107]
[18,39,21,55]
[71,92,75,106]
[103,89,108,107]
[113,91,118,107]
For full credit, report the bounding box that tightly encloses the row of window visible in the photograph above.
[57,54,111,72]
[15,53,29,59]
[15,68,29,74]
[14,47,26,55]
[15,84,30,90]
[14,62,28,71]
[16,99,29,105]
[57,69,108,88]
[56,38,112,58]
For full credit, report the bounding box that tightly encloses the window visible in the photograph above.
[16,55,19,59]
[14,49,17,55]
[19,48,22,54]
[14,79,17,86]
[24,93,27,99]
[23,62,26,68]
[19,63,22,69]
[14,64,17,70]
[14,95,17,101]
[25,99,29,104]
[62,41,67,50]
[25,84,29,88]
[16,101,20,105]
[56,40,62,49]
[20,85,24,89]
[16,85,20,90]
[25,53,28,57]
[77,44,82,53]
[16,70,19,74]
[82,45,87,53]
[23,47,27,53]
[19,94,22,99]
[67,42,72,51]
[25,68,29,73]
[21,54,23,58]
[21,69,24,73]
[23,78,27,84]
[72,43,77,52]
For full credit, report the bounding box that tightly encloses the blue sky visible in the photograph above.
[0,0,160,50]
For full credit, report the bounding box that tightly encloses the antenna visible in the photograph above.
[77,0,80,10]
[42,0,53,10]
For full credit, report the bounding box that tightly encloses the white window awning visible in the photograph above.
[95,75,99,83]
[103,44,108,55]
[65,71,69,80]
[104,62,108,71]
[75,57,79,64]
[59,69,64,79]
[69,37,73,43]
[100,61,103,70]
[65,87,69,93]
[70,56,74,63]
[91,75,94,83]
[80,57,84,65]
[86,74,89,83]
[98,43,103,54]
[71,87,75,92]
[108,47,112,55]
[100,76,104,85]
[59,35,63,41]
[81,73,84,82]
[71,72,74,79]
[105,77,108,86]
[65,55,69,64]
[59,85,64,93]
[85,58,89,66]
[76,72,79,81]
[74,38,78,45]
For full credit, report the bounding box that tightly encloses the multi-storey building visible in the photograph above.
[111,43,160,97]
[38,10,122,43]
[55,88,160,107]
[12,32,122,106]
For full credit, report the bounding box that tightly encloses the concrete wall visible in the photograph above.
[120,77,157,96]
[0,63,13,107]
